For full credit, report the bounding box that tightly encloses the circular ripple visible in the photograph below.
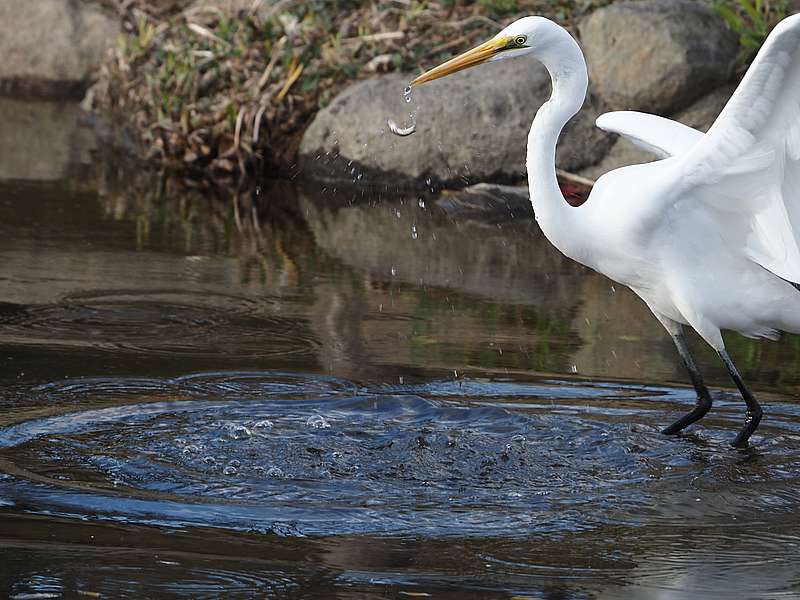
[0,290,320,359]
[2,373,800,540]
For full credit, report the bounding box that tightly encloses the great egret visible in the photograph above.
[410,15,800,447]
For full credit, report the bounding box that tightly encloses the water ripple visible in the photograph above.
[2,371,800,543]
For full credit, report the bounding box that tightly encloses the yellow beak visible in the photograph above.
[411,36,512,86]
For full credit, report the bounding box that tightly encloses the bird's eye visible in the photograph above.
[514,35,527,46]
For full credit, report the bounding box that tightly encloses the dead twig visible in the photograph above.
[555,168,596,187]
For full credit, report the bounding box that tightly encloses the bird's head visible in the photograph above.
[411,17,559,86]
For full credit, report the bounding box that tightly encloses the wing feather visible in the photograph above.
[667,14,800,284]
[596,111,704,158]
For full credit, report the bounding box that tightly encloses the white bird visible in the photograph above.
[410,14,800,446]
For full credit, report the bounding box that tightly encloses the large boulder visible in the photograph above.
[579,84,736,181]
[299,60,612,188]
[579,0,738,114]
[0,0,119,99]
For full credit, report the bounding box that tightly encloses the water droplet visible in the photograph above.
[410,225,418,240]
[395,209,401,219]
[570,365,578,373]
[418,198,426,209]
[403,85,412,103]
[390,266,397,276]
[306,415,331,429]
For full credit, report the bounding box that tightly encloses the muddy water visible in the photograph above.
[1,142,800,598]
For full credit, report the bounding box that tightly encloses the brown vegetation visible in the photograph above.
[92,0,592,180]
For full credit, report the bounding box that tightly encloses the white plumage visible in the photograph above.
[411,14,800,446]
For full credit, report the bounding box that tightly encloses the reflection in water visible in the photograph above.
[0,168,799,598]
[0,99,96,182]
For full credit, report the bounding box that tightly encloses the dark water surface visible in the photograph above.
[2,113,800,599]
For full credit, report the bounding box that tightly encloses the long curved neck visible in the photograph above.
[526,32,588,259]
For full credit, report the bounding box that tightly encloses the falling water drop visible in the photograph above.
[411,225,418,240]
[388,84,417,137]
[418,198,426,209]
[388,113,416,137]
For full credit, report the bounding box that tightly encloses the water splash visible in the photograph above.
[388,85,417,137]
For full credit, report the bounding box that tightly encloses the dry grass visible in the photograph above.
[92,0,598,181]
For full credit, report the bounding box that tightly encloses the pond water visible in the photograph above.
[2,106,800,599]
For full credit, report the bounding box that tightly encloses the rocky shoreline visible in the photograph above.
[0,0,784,189]
[300,0,740,188]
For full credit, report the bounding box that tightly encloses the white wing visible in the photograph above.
[596,111,704,158]
[665,14,800,284]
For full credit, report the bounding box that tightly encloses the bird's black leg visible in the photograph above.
[662,332,713,435]
[719,350,763,448]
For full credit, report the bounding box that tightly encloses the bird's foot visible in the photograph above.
[662,395,713,436]
[730,407,763,448]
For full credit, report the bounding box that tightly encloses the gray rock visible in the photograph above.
[579,0,738,114]
[579,84,736,181]
[0,0,119,99]
[299,60,612,188]
[673,83,736,130]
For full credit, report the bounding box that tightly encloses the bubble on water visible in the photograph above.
[223,465,238,476]
[253,419,274,434]
[223,423,252,440]
[306,415,331,429]
[202,455,216,465]
[182,444,200,455]
[411,225,418,240]
[228,459,241,468]
[266,466,284,478]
